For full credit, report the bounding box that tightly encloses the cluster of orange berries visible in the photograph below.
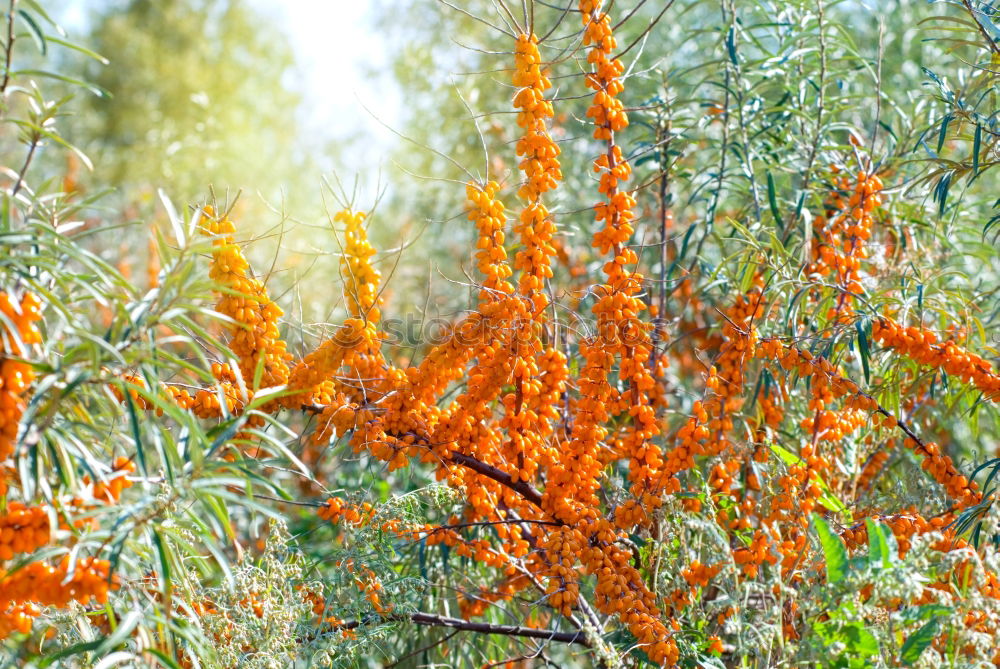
[588,545,677,666]
[285,323,364,408]
[458,572,530,620]
[541,9,676,651]
[767,441,830,525]
[658,291,761,507]
[503,347,567,487]
[548,336,611,512]
[507,34,565,490]
[873,317,1000,402]
[191,382,244,419]
[591,147,639,262]
[0,503,50,561]
[459,180,547,497]
[310,392,363,449]
[757,384,785,430]
[703,292,763,501]
[754,341,888,517]
[579,2,627,139]
[512,34,560,303]
[110,373,154,409]
[0,291,42,461]
[670,560,724,612]
[113,370,247,422]
[682,560,721,588]
[551,3,661,549]
[467,182,514,308]
[755,339,872,407]
[317,496,366,525]
[200,205,291,395]
[840,510,948,558]
[902,436,980,509]
[801,368,868,443]
[513,34,561,203]
[0,602,41,638]
[807,170,883,323]
[307,211,390,461]
[54,457,137,533]
[87,456,135,504]
[339,559,393,615]
[301,590,358,641]
[539,526,582,616]
[337,209,382,323]
[0,557,115,639]
[856,450,889,493]
[733,529,779,579]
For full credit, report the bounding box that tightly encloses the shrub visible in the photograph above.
[1,1,999,667]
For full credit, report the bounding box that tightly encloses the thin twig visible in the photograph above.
[336,611,589,646]
[0,0,15,96]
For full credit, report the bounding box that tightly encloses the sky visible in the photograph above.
[246,0,401,159]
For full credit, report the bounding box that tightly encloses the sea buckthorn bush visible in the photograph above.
[2,1,1000,667]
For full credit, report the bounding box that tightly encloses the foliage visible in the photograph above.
[0,0,999,668]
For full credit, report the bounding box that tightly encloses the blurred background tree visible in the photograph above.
[72,0,311,211]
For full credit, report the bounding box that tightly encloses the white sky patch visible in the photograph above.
[249,0,402,166]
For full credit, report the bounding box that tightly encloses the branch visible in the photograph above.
[962,0,1000,54]
[339,611,589,647]
[449,451,545,508]
[0,0,15,96]
[425,518,560,532]
[10,136,38,198]
[302,403,547,510]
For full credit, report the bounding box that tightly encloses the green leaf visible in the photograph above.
[855,319,870,385]
[95,610,142,654]
[740,251,758,294]
[933,171,952,217]
[844,623,879,656]
[767,171,782,229]
[898,605,951,623]
[143,649,184,669]
[38,639,105,667]
[17,9,46,55]
[10,68,108,96]
[46,35,109,64]
[866,519,898,569]
[936,113,951,153]
[813,514,849,584]
[900,619,939,665]
[815,620,879,657]
[770,443,803,467]
[972,123,981,176]
[725,27,738,65]
[152,528,172,582]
